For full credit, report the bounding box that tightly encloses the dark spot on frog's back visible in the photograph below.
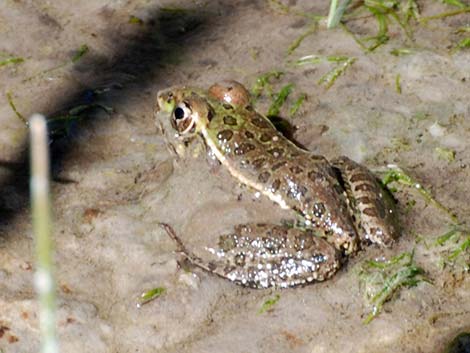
[270,179,281,192]
[234,142,256,155]
[251,114,272,129]
[258,171,271,183]
[259,132,274,142]
[308,169,325,183]
[357,196,372,205]
[290,166,303,174]
[217,129,234,142]
[271,161,286,171]
[244,130,254,139]
[252,158,267,170]
[363,207,378,217]
[223,115,237,126]
[207,262,217,271]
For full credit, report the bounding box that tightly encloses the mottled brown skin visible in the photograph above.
[331,156,400,246]
[155,81,400,289]
[204,105,360,254]
[160,223,341,288]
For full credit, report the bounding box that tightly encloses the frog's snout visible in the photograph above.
[155,90,176,115]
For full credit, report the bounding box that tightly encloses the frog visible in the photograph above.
[155,80,400,289]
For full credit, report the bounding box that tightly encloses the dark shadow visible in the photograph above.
[0,6,216,231]
[268,115,307,150]
[268,116,296,142]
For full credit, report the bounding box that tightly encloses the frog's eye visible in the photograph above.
[174,107,185,120]
[173,102,191,120]
[172,102,195,134]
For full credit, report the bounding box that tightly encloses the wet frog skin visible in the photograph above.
[155,80,399,288]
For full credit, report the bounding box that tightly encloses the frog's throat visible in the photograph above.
[197,123,290,211]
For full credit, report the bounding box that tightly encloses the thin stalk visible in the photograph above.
[419,7,470,22]
[30,114,58,353]
[6,91,27,125]
[327,0,339,28]
[327,0,352,28]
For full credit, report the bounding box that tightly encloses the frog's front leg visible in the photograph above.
[331,156,400,247]
[159,223,341,289]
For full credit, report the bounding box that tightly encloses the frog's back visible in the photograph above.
[206,107,359,253]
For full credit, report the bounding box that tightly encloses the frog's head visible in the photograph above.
[155,87,213,137]
[155,81,252,157]
[155,81,251,137]
[155,87,215,158]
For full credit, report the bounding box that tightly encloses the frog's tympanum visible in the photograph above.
[155,80,399,288]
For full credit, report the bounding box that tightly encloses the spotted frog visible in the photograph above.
[155,80,399,288]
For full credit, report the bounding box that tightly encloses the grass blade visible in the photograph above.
[137,287,166,307]
[382,166,458,223]
[360,251,429,324]
[267,83,294,117]
[6,91,27,125]
[0,57,24,67]
[259,294,280,314]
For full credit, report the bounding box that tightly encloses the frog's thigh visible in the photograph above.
[332,156,400,247]
[214,224,341,288]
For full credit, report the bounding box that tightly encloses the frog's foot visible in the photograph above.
[159,223,341,289]
[331,156,400,247]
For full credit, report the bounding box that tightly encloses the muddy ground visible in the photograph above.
[0,1,469,352]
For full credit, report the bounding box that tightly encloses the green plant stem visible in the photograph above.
[327,0,339,27]
[0,57,24,67]
[287,23,317,55]
[419,7,470,22]
[6,91,27,125]
[327,0,352,28]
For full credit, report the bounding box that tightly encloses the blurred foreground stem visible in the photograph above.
[30,114,58,353]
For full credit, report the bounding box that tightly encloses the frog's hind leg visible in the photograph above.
[331,156,400,247]
[159,223,341,289]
